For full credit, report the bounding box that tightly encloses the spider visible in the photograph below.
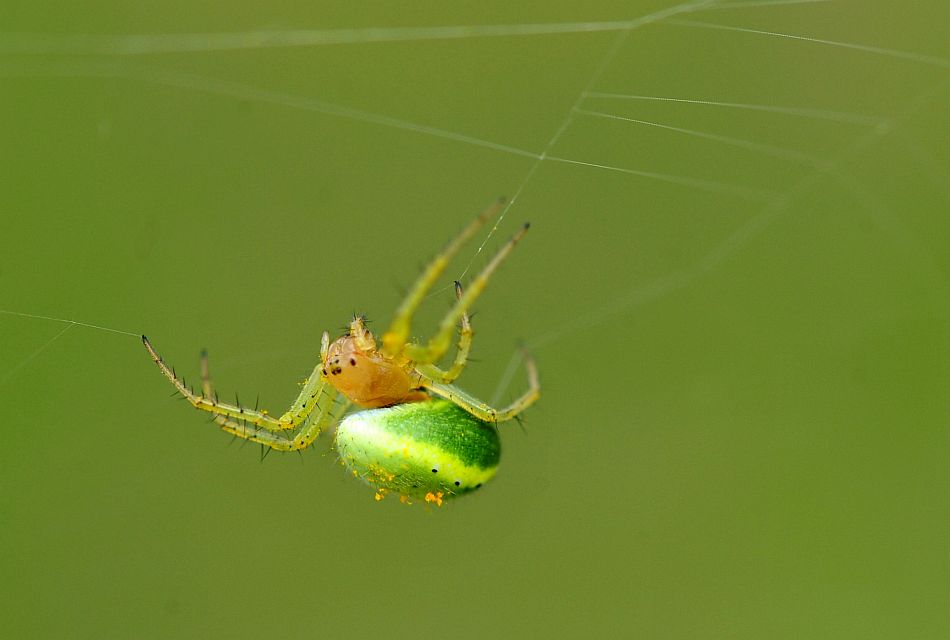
[143,199,539,503]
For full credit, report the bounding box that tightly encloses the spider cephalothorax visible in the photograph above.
[321,317,427,408]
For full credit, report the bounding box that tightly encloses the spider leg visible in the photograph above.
[417,347,539,423]
[144,335,329,432]
[176,337,348,451]
[200,348,214,399]
[415,281,473,383]
[275,331,339,427]
[381,198,503,357]
[404,222,529,365]
[199,348,233,431]
[216,385,347,451]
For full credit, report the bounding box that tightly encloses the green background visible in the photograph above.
[2,1,949,637]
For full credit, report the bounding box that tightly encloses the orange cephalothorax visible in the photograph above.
[322,317,426,408]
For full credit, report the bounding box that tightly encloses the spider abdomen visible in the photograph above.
[335,400,500,503]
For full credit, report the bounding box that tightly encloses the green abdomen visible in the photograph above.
[335,400,501,501]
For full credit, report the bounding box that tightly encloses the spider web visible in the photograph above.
[1,0,947,400]
[2,1,950,637]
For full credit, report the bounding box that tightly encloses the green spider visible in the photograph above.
[143,199,539,505]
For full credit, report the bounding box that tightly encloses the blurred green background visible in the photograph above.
[2,1,949,637]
